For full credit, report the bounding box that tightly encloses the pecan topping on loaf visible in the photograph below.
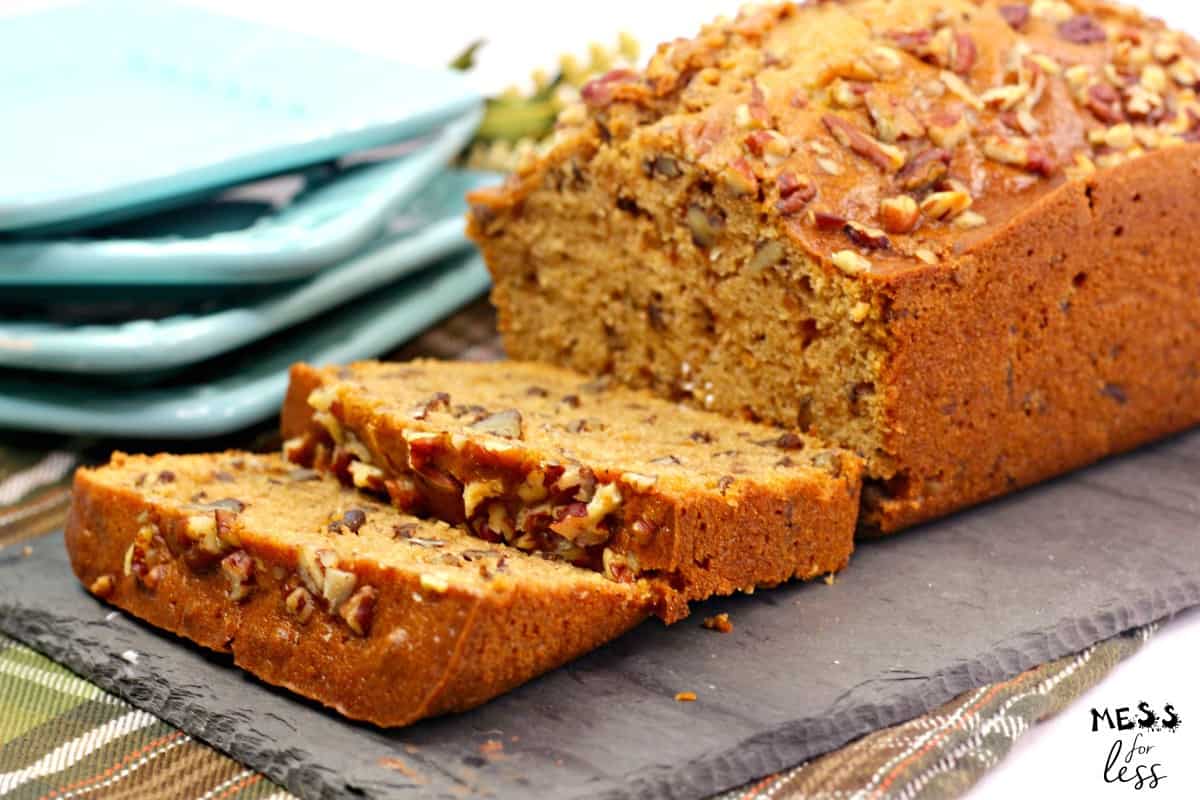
[478,0,1200,272]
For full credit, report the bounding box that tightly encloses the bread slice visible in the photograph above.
[65,451,652,727]
[280,360,862,622]
[466,0,1200,531]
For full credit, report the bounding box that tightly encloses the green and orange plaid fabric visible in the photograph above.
[0,301,1161,800]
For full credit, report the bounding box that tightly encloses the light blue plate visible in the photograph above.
[0,252,492,438]
[0,0,482,234]
[0,170,499,375]
[0,113,482,286]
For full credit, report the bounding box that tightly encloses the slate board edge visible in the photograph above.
[605,581,1200,800]
[2,550,1197,800]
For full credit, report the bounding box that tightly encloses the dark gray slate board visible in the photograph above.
[2,430,1199,800]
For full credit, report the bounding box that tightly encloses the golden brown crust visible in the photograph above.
[868,143,1200,528]
[281,362,860,622]
[65,452,651,727]
[467,0,1200,532]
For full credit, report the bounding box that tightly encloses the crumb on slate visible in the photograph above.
[702,613,733,633]
[824,572,837,585]
[675,691,698,702]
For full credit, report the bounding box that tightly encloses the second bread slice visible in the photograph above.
[282,360,862,621]
[66,451,652,727]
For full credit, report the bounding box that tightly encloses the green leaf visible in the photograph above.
[450,39,485,71]
[475,98,561,143]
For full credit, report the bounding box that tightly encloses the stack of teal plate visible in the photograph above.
[0,0,498,438]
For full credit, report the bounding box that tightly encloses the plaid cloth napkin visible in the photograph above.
[0,301,1160,800]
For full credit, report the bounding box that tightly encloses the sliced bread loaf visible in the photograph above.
[281,360,862,622]
[66,451,652,727]
[467,0,1200,532]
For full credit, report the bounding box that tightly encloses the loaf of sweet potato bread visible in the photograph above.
[468,0,1200,531]
[280,360,861,622]
[65,452,652,727]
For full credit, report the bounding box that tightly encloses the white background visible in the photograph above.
[4,0,1199,796]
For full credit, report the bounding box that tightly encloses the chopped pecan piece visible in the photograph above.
[686,204,726,248]
[775,172,816,215]
[865,46,905,77]
[921,190,973,221]
[939,71,982,110]
[822,115,906,172]
[322,568,358,611]
[621,472,658,491]
[843,222,891,251]
[580,69,639,108]
[898,148,951,191]
[348,461,386,493]
[813,210,849,231]
[214,508,241,547]
[721,157,760,196]
[999,4,1030,31]
[926,111,971,149]
[981,85,1029,111]
[220,550,255,602]
[831,250,872,275]
[744,129,791,165]
[950,32,977,75]
[285,586,315,623]
[980,135,1055,175]
[409,392,451,420]
[880,196,921,235]
[865,91,925,143]
[749,239,787,272]
[1086,83,1126,123]
[1058,15,1107,45]
[340,586,378,636]
[468,409,523,439]
[888,28,934,53]
[89,574,116,598]
[420,573,450,594]
[829,79,868,109]
[703,613,734,633]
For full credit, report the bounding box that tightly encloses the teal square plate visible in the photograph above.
[0,170,499,375]
[0,0,481,234]
[0,251,492,438]
[0,112,482,286]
